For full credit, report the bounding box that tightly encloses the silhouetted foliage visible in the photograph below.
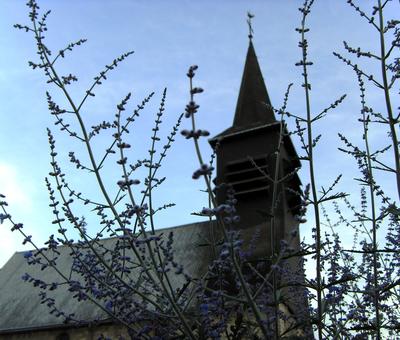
[1,0,399,339]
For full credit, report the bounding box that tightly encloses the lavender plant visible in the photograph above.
[291,0,400,338]
[3,1,309,339]
[289,1,352,338]
[1,0,399,339]
[328,1,400,336]
[7,1,202,338]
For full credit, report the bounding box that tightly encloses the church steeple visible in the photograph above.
[208,22,308,334]
[209,22,301,229]
[233,41,275,129]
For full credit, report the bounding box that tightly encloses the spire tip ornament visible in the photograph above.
[247,12,255,40]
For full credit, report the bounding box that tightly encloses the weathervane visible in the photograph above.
[247,12,254,40]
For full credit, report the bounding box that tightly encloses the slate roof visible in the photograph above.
[0,221,215,334]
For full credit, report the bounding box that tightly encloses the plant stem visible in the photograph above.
[299,3,323,338]
[377,0,400,202]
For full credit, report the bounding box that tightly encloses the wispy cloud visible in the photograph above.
[0,163,32,209]
[0,162,33,268]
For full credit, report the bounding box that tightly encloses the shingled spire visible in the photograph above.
[232,40,275,129]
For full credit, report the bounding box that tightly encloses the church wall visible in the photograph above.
[0,323,129,340]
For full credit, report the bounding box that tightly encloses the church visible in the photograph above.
[0,33,309,339]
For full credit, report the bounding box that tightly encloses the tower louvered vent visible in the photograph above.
[226,155,270,196]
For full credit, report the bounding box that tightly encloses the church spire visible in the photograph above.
[209,12,301,228]
[232,17,275,129]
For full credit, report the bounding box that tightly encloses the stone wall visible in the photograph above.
[0,323,129,340]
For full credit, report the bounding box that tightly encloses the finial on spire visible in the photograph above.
[247,12,255,40]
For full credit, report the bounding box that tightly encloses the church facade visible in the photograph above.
[0,38,308,339]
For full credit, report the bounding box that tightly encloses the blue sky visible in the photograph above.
[0,0,397,267]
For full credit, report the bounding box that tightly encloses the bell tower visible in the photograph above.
[207,22,311,336]
[209,38,301,258]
